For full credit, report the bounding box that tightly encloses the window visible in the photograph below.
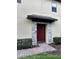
[17,0,21,3]
[52,7,57,12]
[52,3,57,12]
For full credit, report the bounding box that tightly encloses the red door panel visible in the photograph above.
[37,24,45,42]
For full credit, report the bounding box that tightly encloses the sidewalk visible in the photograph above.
[17,43,56,58]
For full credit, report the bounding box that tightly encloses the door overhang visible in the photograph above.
[27,14,57,23]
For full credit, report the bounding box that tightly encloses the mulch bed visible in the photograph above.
[47,43,61,56]
[32,44,39,48]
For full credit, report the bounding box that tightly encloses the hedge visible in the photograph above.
[17,38,32,50]
[53,37,61,44]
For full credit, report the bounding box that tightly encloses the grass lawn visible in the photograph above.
[18,53,61,59]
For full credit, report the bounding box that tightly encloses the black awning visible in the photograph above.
[55,0,61,2]
[27,15,57,23]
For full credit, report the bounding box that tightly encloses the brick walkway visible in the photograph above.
[17,43,56,58]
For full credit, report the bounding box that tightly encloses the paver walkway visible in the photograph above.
[17,43,56,58]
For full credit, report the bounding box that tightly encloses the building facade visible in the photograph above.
[17,0,61,45]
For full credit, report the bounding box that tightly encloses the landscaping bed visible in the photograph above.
[47,37,61,55]
[48,44,61,55]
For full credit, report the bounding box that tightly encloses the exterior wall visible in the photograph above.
[51,1,61,37]
[17,3,32,39]
[17,0,61,44]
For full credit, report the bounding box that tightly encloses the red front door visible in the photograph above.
[37,24,45,43]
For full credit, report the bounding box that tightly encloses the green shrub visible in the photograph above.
[17,38,32,50]
[53,37,61,44]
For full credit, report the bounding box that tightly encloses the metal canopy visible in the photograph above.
[27,15,57,23]
[55,0,61,2]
